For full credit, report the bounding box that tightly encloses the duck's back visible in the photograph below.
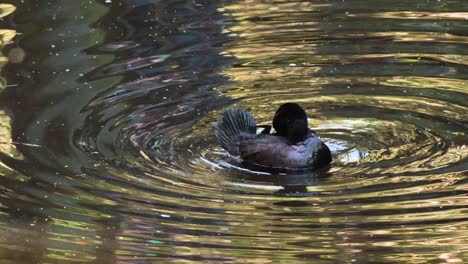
[239,134,331,168]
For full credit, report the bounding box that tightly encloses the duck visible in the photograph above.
[213,103,332,169]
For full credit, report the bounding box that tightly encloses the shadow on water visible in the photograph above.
[0,0,467,263]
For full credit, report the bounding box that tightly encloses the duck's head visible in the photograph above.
[273,103,308,143]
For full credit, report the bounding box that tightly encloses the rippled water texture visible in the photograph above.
[0,0,467,263]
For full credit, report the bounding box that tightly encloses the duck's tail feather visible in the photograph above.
[214,108,256,155]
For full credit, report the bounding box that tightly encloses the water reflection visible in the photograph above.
[0,0,467,263]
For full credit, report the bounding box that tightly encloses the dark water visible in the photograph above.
[0,0,467,263]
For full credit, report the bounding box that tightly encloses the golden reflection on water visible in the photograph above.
[0,4,15,163]
[0,110,22,160]
[363,11,468,20]
[0,4,14,50]
[213,0,468,262]
[0,4,21,162]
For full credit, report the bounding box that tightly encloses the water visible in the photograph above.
[0,0,467,263]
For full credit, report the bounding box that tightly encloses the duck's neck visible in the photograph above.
[286,118,308,141]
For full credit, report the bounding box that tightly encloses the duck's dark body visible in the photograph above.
[214,104,332,169]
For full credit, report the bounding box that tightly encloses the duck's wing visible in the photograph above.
[239,134,332,168]
[238,135,291,167]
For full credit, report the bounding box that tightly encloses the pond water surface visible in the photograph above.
[0,0,467,263]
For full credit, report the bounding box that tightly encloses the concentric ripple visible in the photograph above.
[0,0,467,263]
